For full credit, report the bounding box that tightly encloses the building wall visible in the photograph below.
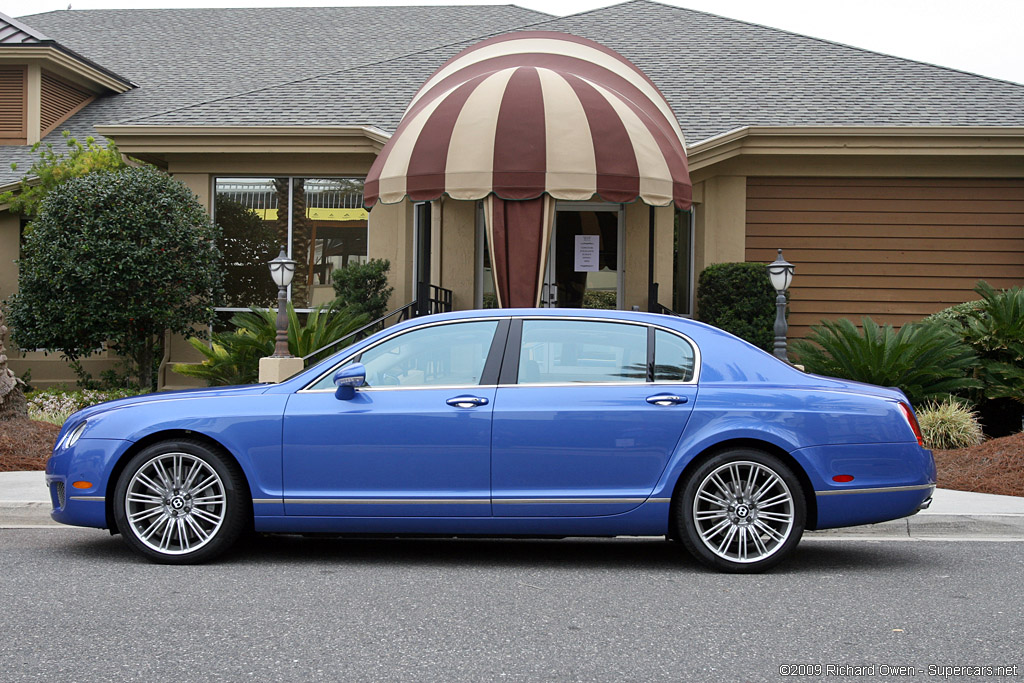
[745,176,1024,339]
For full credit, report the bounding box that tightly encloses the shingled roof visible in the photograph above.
[0,11,51,44]
[3,1,1024,186]
[0,4,552,185]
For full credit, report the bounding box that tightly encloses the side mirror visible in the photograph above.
[333,363,366,400]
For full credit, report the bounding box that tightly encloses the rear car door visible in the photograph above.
[491,318,698,517]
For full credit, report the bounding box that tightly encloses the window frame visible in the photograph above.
[299,317,510,393]
[498,316,701,387]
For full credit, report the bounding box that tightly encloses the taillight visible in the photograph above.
[898,402,925,447]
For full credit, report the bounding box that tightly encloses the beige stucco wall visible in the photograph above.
[367,198,414,310]
[0,211,18,305]
[436,198,478,311]
[692,175,746,278]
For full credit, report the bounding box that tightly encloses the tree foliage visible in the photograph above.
[0,132,126,218]
[5,166,223,390]
[791,317,980,407]
[696,262,776,352]
[214,195,280,308]
[332,258,393,321]
[172,301,367,386]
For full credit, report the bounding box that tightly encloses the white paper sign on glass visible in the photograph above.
[574,234,599,272]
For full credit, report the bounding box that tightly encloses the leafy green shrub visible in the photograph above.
[332,259,393,321]
[959,282,1024,406]
[583,290,617,310]
[173,301,368,386]
[917,398,985,450]
[791,317,980,407]
[696,262,775,351]
[26,387,147,425]
[6,166,223,390]
[923,299,985,331]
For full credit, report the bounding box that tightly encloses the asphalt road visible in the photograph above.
[1,529,1022,682]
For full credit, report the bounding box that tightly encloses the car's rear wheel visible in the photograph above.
[113,439,248,564]
[677,449,805,573]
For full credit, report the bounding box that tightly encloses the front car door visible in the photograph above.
[491,318,699,517]
[282,318,507,517]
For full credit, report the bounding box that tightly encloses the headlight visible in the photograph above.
[63,421,88,449]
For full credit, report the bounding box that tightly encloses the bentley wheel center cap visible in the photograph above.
[170,496,186,511]
[735,504,750,519]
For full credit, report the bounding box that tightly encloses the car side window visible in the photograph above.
[518,320,647,384]
[308,320,499,390]
[654,329,696,382]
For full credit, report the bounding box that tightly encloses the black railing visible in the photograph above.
[648,282,684,317]
[416,282,453,317]
[302,284,453,364]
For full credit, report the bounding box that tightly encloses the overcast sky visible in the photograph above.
[5,0,1023,85]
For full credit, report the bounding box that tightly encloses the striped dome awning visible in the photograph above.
[364,31,691,210]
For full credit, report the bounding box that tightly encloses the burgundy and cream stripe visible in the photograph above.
[364,32,692,210]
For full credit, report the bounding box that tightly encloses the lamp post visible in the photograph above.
[268,247,296,358]
[766,248,795,362]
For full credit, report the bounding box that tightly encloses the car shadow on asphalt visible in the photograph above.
[223,534,936,574]
[50,530,939,573]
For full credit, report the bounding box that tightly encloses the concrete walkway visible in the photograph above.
[3,470,1024,537]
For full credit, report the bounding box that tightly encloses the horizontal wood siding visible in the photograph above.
[745,177,1024,340]
[0,66,26,145]
[40,70,93,136]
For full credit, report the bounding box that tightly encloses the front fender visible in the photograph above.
[62,393,290,503]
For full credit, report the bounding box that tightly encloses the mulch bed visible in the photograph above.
[0,418,60,473]
[2,416,1022,497]
[934,431,1024,498]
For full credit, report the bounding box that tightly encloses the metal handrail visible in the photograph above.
[300,284,454,363]
[301,302,416,362]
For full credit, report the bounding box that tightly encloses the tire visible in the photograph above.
[677,449,805,573]
[112,439,249,564]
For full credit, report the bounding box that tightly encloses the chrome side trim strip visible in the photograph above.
[284,498,490,505]
[494,497,647,504]
[68,496,104,502]
[279,497,663,505]
[815,484,935,497]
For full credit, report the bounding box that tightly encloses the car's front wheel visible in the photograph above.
[677,449,805,573]
[113,439,248,564]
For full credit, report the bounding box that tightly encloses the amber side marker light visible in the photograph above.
[898,402,926,448]
[832,475,855,483]
[71,481,93,490]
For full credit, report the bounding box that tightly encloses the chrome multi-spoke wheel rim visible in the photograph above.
[124,453,226,555]
[692,460,795,564]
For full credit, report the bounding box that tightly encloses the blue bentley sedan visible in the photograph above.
[46,309,935,572]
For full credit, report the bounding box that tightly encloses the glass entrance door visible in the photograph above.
[540,204,622,309]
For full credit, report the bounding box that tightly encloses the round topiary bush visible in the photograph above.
[696,262,776,351]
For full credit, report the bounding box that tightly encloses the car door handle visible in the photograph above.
[446,396,489,408]
[646,394,688,406]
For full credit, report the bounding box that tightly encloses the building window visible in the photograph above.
[213,177,367,311]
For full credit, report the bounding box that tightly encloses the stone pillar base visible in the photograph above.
[259,356,305,384]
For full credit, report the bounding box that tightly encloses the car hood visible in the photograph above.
[64,384,273,424]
